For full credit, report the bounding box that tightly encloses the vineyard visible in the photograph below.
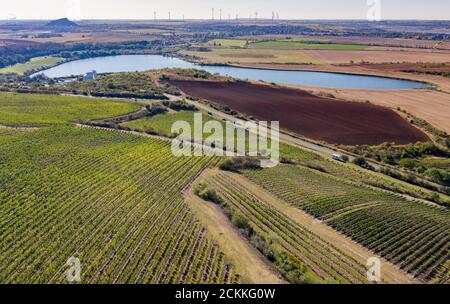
[244,164,450,282]
[204,171,370,284]
[122,110,214,137]
[0,126,239,283]
[0,92,140,127]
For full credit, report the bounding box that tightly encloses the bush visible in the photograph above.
[193,183,223,204]
[353,157,368,167]
[162,100,197,111]
[220,157,261,172]
[231,213,251,231]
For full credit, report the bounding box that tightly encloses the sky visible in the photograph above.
[1,0,449,20]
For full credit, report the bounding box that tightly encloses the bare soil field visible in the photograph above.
[234,62,450,134]
[302,49,450,64]
[326,36,450,50]
[169,79,429,145]
[307,88,450,135]
[17,31,160,44]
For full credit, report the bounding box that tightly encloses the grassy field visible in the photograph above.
[122,110,214,137]
[0,56,64,75]
[244,164,450,282]
[250,41,368,50]
[0,126,239,283]
[207,39,249,47]
[0,92,140,127]
[182,48,319,64]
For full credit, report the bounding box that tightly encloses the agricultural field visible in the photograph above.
[0,126,239,283]
[168,79,429,145]
[182,48,320,65]
[0,56,64,75]
[250,41,368,50]
[122,110,214,137]
[62,72,172,99]
[0,92,140,127]
[203,171,370,284]
[207,39,250,48]
[244,164,450,282]
[301,48,450,65]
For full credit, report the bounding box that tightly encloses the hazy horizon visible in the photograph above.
[1,0,449,21]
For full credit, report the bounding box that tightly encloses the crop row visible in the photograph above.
[208,172,368,284]
[243,164,450,282]
[0,126,238,283]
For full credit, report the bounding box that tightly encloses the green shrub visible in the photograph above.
[193,183,223,204]
[220,157,261,172]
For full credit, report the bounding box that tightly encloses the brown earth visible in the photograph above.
[220,53,276,59]
[169,79,430,145]
[302,49,450,64]
[305,88,450,135]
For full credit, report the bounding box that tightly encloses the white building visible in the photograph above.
[83,70,97,81]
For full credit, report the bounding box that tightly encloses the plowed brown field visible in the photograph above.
[169,80,430,145]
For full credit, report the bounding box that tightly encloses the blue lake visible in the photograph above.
[35,55,432,90]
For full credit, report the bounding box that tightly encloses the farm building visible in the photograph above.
[83,70,97,81]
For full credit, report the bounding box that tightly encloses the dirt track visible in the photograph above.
[169,79,429,145]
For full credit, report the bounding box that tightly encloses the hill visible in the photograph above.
[46,18,78,27]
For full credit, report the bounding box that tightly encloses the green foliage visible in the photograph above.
[194,183,223,204]
[122,110,211,138]
[231,213,251,230]
[162,100,197,111]
[245,164,450,281]
[0,126,239,283]
[162,68,214,79]
[220,157,261,172]
[425,168,450,186]
[0,56,64,75]
[353,157,368,167]
[0,92,139,127]
[208,172,366,284]
[63,72,168,99]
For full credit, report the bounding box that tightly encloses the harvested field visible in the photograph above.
[181,48,319,64]
[302,49,450,64]
[169,80,429,145]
